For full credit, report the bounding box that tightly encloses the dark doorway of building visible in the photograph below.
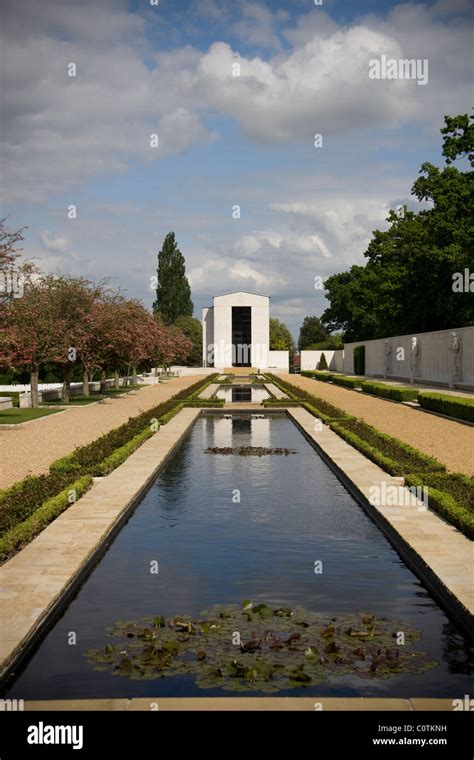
[232,307,251,366]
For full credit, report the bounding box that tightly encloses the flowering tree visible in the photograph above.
[0,277,67,406]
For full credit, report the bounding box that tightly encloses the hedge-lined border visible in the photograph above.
[0,476,94,563]
[360,381,419,402]
[404,473,474,539]
[264,375,472,539]
[418,392,474,423]
[0,375,219,555]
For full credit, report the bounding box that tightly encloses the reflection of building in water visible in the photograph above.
[205,414,271,448]
[214,385,270,403]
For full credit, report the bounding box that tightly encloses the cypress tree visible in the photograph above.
[152,232,193,323]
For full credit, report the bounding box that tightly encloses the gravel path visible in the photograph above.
[281,374,474,477]
[0,376,202,490]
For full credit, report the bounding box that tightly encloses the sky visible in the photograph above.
[1,0,472,338]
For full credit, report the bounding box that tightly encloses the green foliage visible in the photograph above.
[329,419,445,476]
[318,352,328,370]
[298,316,328,351]
[95,429,155,476]
[361,381,418,402]
[0,476,93,563]
[265,374,352,420]
[417,392,474,422]
[322,114,474,340]
[269,318,295,357]
[305,335,344,351]
[353,346,365,375]
[332,375,362,389]
[152,232,193,323]
[173,315,202,366]
[0,471,80,534]
[0,392,20,407]
[85,603,435,691]
[301,371,334,382]
[404,473,474,540]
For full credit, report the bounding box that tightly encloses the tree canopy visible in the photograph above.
[321,113,474,342]
[153,232,193,324]
[298,316,328,351]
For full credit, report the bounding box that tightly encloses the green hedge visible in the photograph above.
[417,392,474,423]
[95,428,155,476]
[301,371,335,382]
[0,392,20,407]
[0,476,94,563]
[266,375,351,420]
[2,374,217,546]
[361,381,419,402]
[0,471,80,533]
[404,473,474,539]
[332,375,362,389]
[329,419,446,476]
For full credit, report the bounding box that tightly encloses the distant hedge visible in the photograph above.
[361,381,419,402]
[417,392,474,423]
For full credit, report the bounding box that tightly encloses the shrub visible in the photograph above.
[404,473,474,540]
[95,428,155,476]
[266,375,352,420]
[0,471,80,534]
[332,375,362,389]
[417,392,474,423]
[0,476,94,563]
[361,381,419,402]
[301,371,335,382]
[0,392,20,407]
[353,345,365,375]
[329,419,446,475]
[318,352,328,371]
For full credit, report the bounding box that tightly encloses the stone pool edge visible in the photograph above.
[0,407,202,684]
[286,407,473,641]
[21,697,455,711]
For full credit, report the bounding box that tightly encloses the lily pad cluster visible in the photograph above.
[85,602,437,693]
[205,446,297,456]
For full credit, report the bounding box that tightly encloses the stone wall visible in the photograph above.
[344,326,474,388]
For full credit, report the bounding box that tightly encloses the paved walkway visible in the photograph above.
[0,376,202,490]
[0,407,201,677]
[282,375,474,476]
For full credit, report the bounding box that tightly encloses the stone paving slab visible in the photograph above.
[197,383,220,399]
[22,697,454,711]
[0,407,201,679]
[264,382,289,399]
[287,407,474,627]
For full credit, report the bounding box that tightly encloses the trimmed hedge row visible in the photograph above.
[0,471,80,534]
[301,371,334,382]
[332,375,362,389]
[0,476,94,563]
[1,374,218,543]
[329,419,445,476]
[361,381,419,402]
[417,392,474,423]
[265,374,353,421]
[404,473,474,539]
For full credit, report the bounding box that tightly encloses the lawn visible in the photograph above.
[0,408,62,424]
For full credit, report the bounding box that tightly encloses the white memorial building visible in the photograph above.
[202,291,289,371]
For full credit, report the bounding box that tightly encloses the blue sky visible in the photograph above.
[1,0,472,337]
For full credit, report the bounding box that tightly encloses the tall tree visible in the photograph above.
[153,232,193,323]
[174,315,202,366]
[322,113,474,340]
[269,318,295,358]
[298,316,328,351]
